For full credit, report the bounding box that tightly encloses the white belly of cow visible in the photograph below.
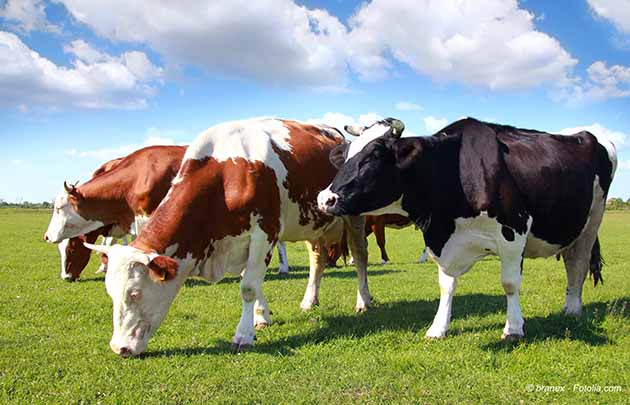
[431,213,531,277]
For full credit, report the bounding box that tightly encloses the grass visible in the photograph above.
[0,208,628,403]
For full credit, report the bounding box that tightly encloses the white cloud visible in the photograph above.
[68,134,184,162]
[423,116,449,133]
[395,101,423,111]
[0,31,163,109]
[588,0,630,33]
[0,0,59,33]
[56,0,349,87]
[347,0,577,89]
[558,123,628,149]
[11,159,23,165]
[557,61,630,104]
[618,160,630,170]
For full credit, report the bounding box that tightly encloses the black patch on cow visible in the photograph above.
[501,226,515,242]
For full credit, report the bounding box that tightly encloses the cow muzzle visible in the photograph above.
[317,188,342,215]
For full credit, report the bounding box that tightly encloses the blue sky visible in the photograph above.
[1,0,629,202]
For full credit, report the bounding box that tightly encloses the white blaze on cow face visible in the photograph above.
[45,190,104,243]
[344,122,394,162]
[85,243,183,357]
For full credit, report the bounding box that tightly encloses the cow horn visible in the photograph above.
[390,119,405,138]
[83,242,111,255]
[64,181,75,194]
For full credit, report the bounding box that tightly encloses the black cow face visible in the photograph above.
[318,118,410,216]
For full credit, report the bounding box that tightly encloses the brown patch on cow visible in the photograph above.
[148,255,179,282]
[91,157,125,178]
[65,224,114,279]
[273,121,343,230]
[133,157,281,263]
[68,145,186,232]
[501,226,515,242]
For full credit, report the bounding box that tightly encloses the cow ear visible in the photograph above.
[147,255,179,282]
[458,120,500,211]
[329,142,349,169]
[392,139,422,170]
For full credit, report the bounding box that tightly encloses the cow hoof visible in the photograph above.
[355,305,370,313]
[379,259,388,265]
[425,329,447,339]
[563,306,582,317]
[61,275,77,282]
[425,334,446,341]
[277,271,289,278]
[501,333,524,342]
[230,343,254,353]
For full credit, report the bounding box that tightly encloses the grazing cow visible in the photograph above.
[318,117,617,341]
[74,118,369,356]
[48,146,186,280]
[50,146,294,281]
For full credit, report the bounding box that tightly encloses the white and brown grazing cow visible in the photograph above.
[49,118,369,356]
[53,147,292,280]
[48,146,186,280]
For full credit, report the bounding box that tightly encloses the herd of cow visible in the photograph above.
[43,116,617,357]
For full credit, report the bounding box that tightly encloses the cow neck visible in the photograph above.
[73,169,135,229]
[399,136,476,243]
[132,156,281,263]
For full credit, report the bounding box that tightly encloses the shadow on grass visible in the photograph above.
[142,295,629,358]
[183,267,403,287]
[481,297,630,352]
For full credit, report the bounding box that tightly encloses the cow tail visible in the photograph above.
[589,236,604,287]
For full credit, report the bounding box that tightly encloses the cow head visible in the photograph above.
[44,182,104,243]
[58,226,110,281]
[84,243,181,357]
[318,118,410,216]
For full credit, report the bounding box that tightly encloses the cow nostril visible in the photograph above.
[44,234,49,242]
[326,195,337,207]
[118,347,132,357]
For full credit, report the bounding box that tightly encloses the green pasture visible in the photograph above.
[0,209,628,403]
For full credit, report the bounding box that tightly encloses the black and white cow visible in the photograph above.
[318,117,617,341]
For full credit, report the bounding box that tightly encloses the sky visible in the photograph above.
[1,0,629,203]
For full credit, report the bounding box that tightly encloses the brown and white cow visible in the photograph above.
[54,118,369,355]
[48,146,186,280]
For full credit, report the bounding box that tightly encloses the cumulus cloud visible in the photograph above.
[395,101,423,111]
[423,116,449,133]
[0,31,162,109]
[0,0,58,33]
[558,123,628,149]
[556,61,630,104]
[68,132,184,161]
[56,0,349,87]
[347,0,577,89]
[588,0,630,33]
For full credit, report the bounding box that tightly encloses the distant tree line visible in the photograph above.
[2,198,629,211]
[0,199,51,209]
[606,198,630,210]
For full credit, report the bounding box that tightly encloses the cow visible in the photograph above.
[54,118,369,356]
[318,117,617,341]
[49,146,294,281]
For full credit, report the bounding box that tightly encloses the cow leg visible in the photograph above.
[500,251,526,341]
[418,247,429,263]
[562,198,605,315]
[96,236,114,273]
[277,241,289,275]
[300,240,327,310]
[345,216,371,312]
[232,233,271,352]
[426,266,457,338]
[254,289,272,330]
[373,223,389,264]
